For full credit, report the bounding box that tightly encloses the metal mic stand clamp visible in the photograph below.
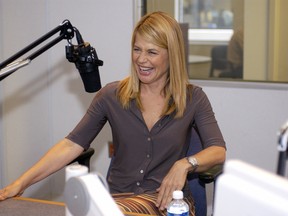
[277,121,288,176]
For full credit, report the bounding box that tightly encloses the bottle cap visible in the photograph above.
[173,190,183,199]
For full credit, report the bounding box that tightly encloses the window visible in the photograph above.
[175,0,234,44]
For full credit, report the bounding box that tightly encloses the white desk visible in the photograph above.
[188,55,211,79]
[0,197,153,216]
[189,55,211,64]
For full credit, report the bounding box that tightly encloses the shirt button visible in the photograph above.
[146,154,150,158]
[147,137,151,141]
[136,182,140,186]
[140,170,144,174]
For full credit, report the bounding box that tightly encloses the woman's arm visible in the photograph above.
[187,145,226,172]
[0,138,84,201]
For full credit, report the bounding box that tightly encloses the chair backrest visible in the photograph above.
[209,45,229,77]
[187,127,223,216]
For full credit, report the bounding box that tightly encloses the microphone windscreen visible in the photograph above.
[78,64,101,92]
[65,29,103,93]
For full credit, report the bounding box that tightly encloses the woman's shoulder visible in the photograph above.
[186,84,209,104]
[187,83,204,95]
[91,81,120,104]
[98,81,120,94]
[103,81,120,89]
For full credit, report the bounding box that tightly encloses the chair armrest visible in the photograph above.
[69,147,95,170]
[198,164,223,184]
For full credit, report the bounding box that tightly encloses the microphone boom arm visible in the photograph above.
[0,20,75,80]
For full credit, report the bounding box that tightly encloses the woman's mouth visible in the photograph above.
[139,66,153,75]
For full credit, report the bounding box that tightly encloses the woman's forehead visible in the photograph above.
[134,32,166,50]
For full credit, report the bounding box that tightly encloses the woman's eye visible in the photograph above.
[133,48,141,52]
[148,51,157,55]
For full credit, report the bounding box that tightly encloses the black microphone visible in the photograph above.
[66,28,103,93]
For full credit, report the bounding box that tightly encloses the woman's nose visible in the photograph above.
[137,52,147,63]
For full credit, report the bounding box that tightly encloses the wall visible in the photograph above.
[244,0,269,81]
[147,0,174,16]
[193,80,288,173]
[268,0,288,82]
[0,0,134,200]
[192,80,288,213]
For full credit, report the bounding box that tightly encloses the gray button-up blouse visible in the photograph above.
[66,81,225,194]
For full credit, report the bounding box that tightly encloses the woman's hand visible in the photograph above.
[155,158,190,210]
[0,180,24,201]
[155,146,226,210]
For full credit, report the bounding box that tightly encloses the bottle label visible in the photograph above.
[167,212,189,216]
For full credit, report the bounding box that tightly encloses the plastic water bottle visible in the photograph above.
[167,190,189,216]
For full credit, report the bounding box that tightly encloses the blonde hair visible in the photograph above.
[117,11,189,118]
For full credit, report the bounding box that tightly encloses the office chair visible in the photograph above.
[70,128,222,216]
[187,127,223,216]
[218,65,243,79]
[209,45,229,77]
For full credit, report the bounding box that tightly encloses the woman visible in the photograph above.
[0,11,226,216]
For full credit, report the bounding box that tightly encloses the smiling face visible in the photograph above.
[132,33,169,87]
